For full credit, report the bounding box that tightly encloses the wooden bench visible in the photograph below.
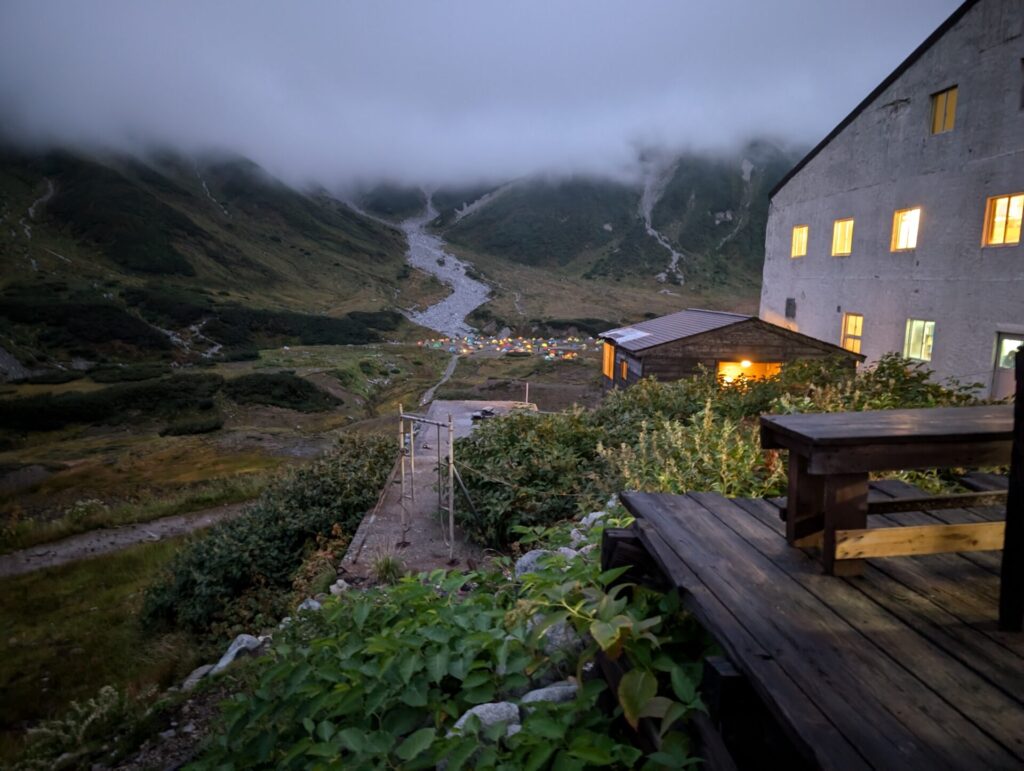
[607,489,1024,769]
[760,404,1014,575]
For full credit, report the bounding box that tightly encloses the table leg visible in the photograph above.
[822,473,869,577]
[786,455,824,546]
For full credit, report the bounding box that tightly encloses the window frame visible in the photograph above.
[840,313,864,354]
[790,224,809,258]
[831,217,854,257]
[890,207,921,252]
[903,318,936,362]
[601,342,615,379]
[930,85,958,134]
[982,192,1024,247]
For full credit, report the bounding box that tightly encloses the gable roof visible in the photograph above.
[600,308,750,352]
[769,0,981,199]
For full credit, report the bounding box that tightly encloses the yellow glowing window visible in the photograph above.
[620,360,628,381]
[831,218,854,256]
[931,86,957,134]
[891,208,920,251]
[983,193,1024,246]
[602,342,615,379]
[717,360,781,384]
[841,313,863,354]
[791,225,808,258]
[904,319,935,362]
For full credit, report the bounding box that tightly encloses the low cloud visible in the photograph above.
[0,0,960,187]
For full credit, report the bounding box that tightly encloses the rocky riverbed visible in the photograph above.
[400,197,490,337]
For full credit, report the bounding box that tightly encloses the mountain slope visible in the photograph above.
[0,149,419,369]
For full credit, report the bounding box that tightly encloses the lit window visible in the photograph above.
[997,337,1022,369]
[602,342,614,379]
[891,207,921,251]
[791,225,808,258]
[841,313,863,354]
[931,86,957,134]
[717,361,781,384]
[904,319,935,361]
[983,193,1023,246]
[831,218,854,256]
[620,360,628,381]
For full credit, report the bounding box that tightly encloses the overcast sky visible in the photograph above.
[0,0,962,187]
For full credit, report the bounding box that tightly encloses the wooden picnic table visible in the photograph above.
[760,404,1014,575]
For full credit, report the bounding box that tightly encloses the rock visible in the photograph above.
[569,528,587,547]
[541,620,585,659]
[506,724,522,738]
[329,579,351,596]
[181,664,214,692]
[580,511,606,530]
[158,729,176,741]
[605,494,619,510]
[556,546,578,560]
[449,702,521,736]
[210,634,263,675]
[278,616,293,629]
[298,598,322,612]
[181,722,196,734]
[514,549,553,578]
[578,543,598,556]
[521,681,578,708]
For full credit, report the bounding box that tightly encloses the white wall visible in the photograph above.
[760,0,1024,392]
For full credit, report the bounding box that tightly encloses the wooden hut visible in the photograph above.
[599,308,861,388]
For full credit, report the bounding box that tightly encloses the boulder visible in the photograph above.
[580,511,606,530]
[298,598,323,611]
[514,549,553,578]
[210,634,263,675]
[181,664,214,692]
[556,546,578,560]
[329,579,351,596]
[521,681,578,708]
[449,702,521,736]
[569,528,587,547]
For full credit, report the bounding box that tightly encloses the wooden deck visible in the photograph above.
[614,483,1024,770]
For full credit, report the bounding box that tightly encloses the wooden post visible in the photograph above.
[398,404,407,535]
[785,455,824,545]
[525,381,530,404]
[822,473,869,576]
[409,419,415,503]
[447,413,455,564]
[999,351,1023,631]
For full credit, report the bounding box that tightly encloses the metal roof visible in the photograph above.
[600,308,751,352]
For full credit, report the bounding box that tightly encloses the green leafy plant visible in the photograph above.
[223,372,340,412]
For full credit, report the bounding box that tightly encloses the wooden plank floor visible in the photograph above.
[621,485,1024,770]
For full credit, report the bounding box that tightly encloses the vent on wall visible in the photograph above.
[785,298,797,319]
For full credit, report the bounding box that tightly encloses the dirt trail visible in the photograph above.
[0,502,248,578]
[419,354,459,406]
[341,400,532,577]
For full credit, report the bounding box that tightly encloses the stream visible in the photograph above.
[399,196,490,338]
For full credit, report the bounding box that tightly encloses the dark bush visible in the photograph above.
[159,415,224,436]
[223,372,339,412]
[0,374,225,431]
[13,370,84,385]
[142,433,393,633]
[90,363,172,383]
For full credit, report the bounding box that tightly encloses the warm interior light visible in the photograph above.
[740,360,752,368]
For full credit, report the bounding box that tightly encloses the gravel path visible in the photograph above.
[0,503,248,578]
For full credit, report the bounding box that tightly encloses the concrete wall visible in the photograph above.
[760,0,1024,393]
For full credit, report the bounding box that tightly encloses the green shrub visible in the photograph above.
[454,409,606,548]
[0,374,225,431]
[159,414,224,436]
[602,403,787,498]
[142,434,393,633]
[223,372,339,412]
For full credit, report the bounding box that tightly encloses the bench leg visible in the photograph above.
[822,473,869,577]
[786,455,824,546]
